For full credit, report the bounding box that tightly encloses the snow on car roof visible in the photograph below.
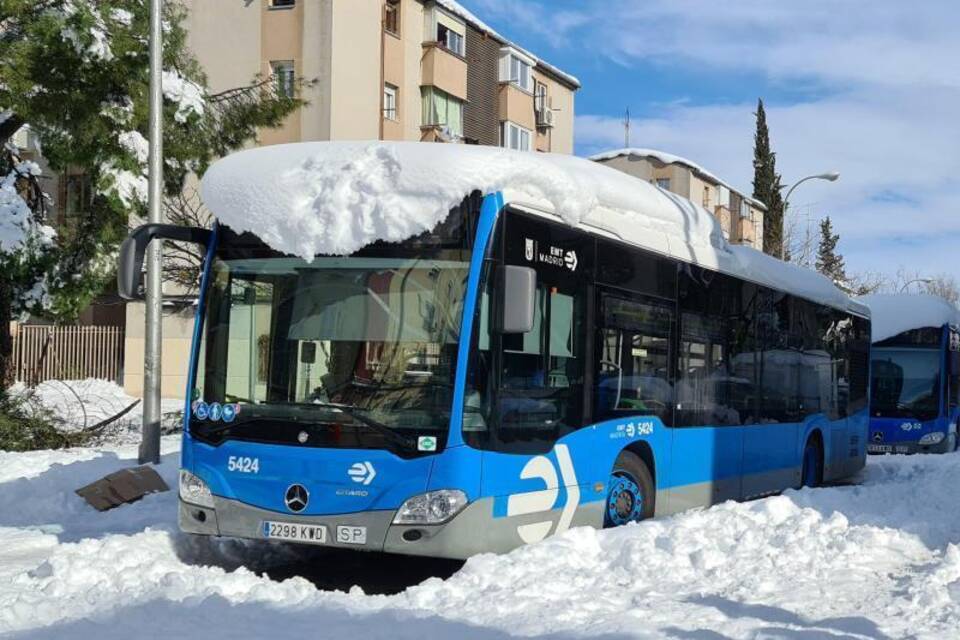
[199,141,866,316]
[859,293,960,342]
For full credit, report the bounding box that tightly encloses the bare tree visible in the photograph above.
[923,273,960,307]
[876,267,960,307]
[783,211,817,269]
[847,270,886,296]
[162,187,213,294]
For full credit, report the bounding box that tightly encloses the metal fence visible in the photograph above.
[10,325,125,385]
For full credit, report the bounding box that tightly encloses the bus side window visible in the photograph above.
[595,295,673,425]
[678,267,756,427]
[499,284,586,442]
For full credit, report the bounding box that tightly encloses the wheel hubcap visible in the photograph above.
[606,472,643,526]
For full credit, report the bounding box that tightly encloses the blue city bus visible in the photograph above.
[118,143,871,559]
[863,295,960,454]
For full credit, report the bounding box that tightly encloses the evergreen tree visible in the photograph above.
[752,99,787,258]
[0,0,305,381]
[816,216,848,290]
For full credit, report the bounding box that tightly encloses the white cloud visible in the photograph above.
[559,0,960,281]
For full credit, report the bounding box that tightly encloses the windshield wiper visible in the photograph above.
[309,402,417,452]
[192,402,417,452]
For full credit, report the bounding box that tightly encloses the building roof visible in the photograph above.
[859,294,960,342]
[200,141,864,315]
[589,147,768,211]
[432,0,581,89]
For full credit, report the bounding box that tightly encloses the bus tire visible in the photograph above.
[800,437,823,488]
[603,451,655,528]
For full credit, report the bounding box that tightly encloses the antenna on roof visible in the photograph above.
[622,107,631,147]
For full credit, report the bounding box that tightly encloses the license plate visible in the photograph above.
[336,525,367,545]
[867,444,893,453]
[262,521,327,544]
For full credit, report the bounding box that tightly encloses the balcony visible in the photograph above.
[498,83,536,132]
[713,205,732,240]
[421,43,467,101]
[737,217,757,245]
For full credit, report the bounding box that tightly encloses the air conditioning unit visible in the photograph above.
[537,108,556,128]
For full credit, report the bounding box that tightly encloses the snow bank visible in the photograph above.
[860,293,960,342]
[201,142,863,315]
[4,443,960,638]
[9,379,182,446]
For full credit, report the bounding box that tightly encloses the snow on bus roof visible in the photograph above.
[859,294,960,342]
[199,141,866,315]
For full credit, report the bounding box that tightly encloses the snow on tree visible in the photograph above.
[752,99,787,259]
[0,0,306,381]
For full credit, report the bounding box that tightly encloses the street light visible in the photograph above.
[899,278,933,293]
[141,0,164,465]
[780,172,840,259]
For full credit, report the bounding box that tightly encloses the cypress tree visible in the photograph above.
[752,99,787,258]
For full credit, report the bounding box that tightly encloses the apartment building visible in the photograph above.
[183,0,579,152]
[113,0,581,398]
[591,148,765,250]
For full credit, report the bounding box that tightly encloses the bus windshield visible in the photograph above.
[871,347,941,420]
[192,210,475,451]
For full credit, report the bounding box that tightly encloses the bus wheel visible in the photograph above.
[603,451,655,528]
[800,439,823,488]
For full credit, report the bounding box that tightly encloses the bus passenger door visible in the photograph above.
[594,292,676,511]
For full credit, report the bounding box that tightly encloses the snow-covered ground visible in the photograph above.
[2,433,960,639]
[9,378,183,445]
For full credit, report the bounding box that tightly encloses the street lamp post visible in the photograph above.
[899,278,933,293]
[780,172,840,260]
[140,0,164,465]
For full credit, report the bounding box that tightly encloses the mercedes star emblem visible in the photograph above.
[284,484,309,513]
[872,431,884,443]
[297,430,309,444]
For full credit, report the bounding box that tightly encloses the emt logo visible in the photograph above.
[505,444,580,543]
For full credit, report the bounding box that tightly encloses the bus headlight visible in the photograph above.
[919,432,945,446]
[179,469,215,508]
[393,490,467,525]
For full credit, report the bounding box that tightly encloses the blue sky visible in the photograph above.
[458,0,960,287]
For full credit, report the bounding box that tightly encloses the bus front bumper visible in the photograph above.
[178,495,503,560]
[866,435,953,455]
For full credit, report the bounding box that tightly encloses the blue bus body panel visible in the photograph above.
[191,439,433,515]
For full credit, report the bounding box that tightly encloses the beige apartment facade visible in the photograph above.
[121,0,580,398]
[183,0,578,151]
[592,149,766,250]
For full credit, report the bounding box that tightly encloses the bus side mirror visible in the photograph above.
[118,223,213,300]
[498,265,536,334]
